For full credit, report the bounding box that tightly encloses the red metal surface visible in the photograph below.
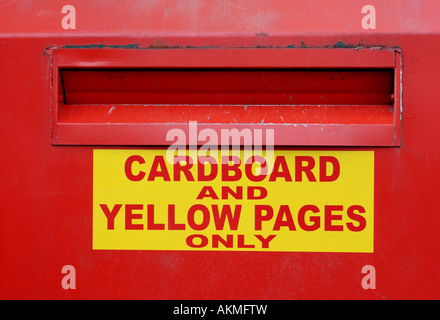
[1,0,440,300]
[60,105,394,124]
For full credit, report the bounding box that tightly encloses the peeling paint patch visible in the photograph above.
[333,41,351,48]
[62,44,140,49]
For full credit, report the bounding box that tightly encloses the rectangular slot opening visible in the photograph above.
[59,68,394,125]
[51,47,401,146]
[62,68,393,106]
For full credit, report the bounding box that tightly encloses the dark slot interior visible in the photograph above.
[61,68,394,106]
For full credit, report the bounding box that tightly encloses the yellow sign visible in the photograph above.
[93,149,374,253]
